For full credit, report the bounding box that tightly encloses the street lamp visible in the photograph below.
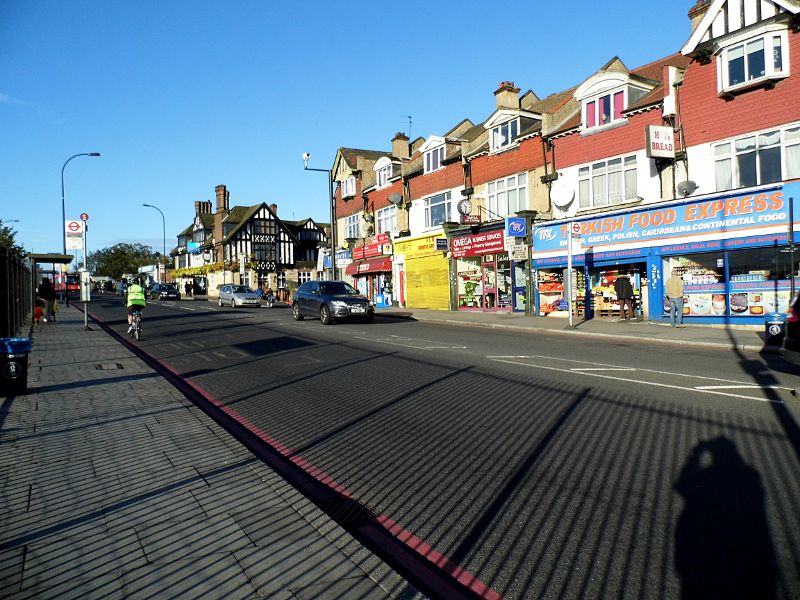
[142,203,166,282]
[303,152,336,279]
[61,152,100,256]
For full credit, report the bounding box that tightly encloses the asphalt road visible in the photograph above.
[91,295,800,599]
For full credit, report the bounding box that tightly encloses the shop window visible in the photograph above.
[487,173,527,218]
[424,191,452,228]
[714,125,799,192]
[578,155,637,209]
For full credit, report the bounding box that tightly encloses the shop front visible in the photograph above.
[532,183,800,324]
[451,227,514,312]
[393,234,450,309]
[346,234,394,307]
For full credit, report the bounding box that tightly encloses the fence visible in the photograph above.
[0,247,33,338]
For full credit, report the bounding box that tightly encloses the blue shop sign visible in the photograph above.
[505,217,526,238]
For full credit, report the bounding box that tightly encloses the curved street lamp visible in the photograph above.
[61,152,100,255]
[142,203,166,282]
[303,152,336,279]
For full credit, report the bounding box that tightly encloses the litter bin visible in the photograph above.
[765,312,786,346]
[0,337,32,396]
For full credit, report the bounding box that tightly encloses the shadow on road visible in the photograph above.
[674,436,777,599]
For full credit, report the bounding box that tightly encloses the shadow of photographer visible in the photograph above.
[674,435,777,599]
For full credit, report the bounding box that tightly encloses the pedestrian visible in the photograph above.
[185,281,192,298]
[37,277,57,322]
[265,285,274,307]
[614,270,635,320]
[666,269,686,328]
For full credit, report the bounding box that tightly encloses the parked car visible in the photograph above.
[292,280,374,325]
[115,281,128,296]
[148,283,181,301]
[781,292,800,366]
[218,284,261,308]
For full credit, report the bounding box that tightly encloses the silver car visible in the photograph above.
[218,284,262,308]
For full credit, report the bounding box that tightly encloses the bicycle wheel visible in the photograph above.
[135,316,142,341]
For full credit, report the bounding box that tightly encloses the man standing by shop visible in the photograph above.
[666,270,686,328]
[614,271,635,321]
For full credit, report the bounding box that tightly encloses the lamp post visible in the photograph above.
[303,153,336,279]
[142,203,166,283]
[61,153,101,257]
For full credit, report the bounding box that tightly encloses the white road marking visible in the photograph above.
[489,357,784,403]
[694,385,783,390]
[570,367,636,372]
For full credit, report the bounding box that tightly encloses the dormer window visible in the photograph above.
[425,145,445,173]
[584,91,624,130]
[491,119,518,152]
[377,165,391,188]
[719,29,789,93]
[340,176,356,198]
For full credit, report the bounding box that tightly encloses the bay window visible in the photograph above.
[719,30,789,92]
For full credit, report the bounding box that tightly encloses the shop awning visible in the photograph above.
[345,256,392,275]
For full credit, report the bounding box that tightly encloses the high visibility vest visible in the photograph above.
[127,285,146,306]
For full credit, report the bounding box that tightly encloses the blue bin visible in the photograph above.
[1,337,32,395]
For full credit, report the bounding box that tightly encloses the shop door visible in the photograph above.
[512,261,527,312]
[497,257,512,310]
[483,255,497,309]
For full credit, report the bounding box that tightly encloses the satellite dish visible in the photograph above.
[550,181,575,208]
[361,211,374,223]
[677,180,698,197]
[359,221,374,237]
[388,192,403,206]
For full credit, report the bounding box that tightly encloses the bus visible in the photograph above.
[54,272,81,298]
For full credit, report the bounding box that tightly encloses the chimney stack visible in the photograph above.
[270,203,278,215]
[195,201,201,215]
[215,184,229,213]
[391,132,410,160]
[494,81,520,110]
[688,0,711,31]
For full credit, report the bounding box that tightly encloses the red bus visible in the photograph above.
[54,273,81,297]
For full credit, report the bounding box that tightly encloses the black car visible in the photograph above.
[148,283,181,301]
[781,292,800,366]
[292,280,374,325]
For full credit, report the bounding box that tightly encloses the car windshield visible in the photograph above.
[319,282,359,296]
[162,286,177,291]
[232,286,252,293]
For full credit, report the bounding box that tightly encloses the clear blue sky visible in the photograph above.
[1,0,695,260]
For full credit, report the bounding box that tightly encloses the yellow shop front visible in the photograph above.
[393,234,450,309]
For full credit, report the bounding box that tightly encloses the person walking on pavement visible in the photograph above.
[185,280,192,298]
[37,276,57,322]
[666,270,686,328]
[614,271,635,320]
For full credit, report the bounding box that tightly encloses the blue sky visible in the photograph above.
[1,0,695,260]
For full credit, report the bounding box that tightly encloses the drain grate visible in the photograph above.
[95,363,124,370]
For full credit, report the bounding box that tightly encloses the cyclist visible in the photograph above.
[125,277,147,334]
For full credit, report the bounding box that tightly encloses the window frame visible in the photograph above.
[376,205,397,236]
[298,271,312,285]
[376,165,392,189]
[718,28,790,93]
[340,176,356,198]
[423,191,453,229]
[714,124,800,192]
[487,173,528,219]
[424,145,446,173]
[583,89,626,131]
[490,118,520,153]
[344,214,359,240]
[577,154,638,209]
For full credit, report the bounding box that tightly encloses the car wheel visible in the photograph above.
[361,313,374,324]
[292,303,304,321]
[320,305,334,325]
[218,297,223,307]
[231,298,236,308]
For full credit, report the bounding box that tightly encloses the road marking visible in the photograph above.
[694,385,783,390]
[570,367,636,372]
[488,357,784,403]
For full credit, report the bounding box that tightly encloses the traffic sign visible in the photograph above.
[80,213,89,221]
[570,222,581,236]
[65,220,83,233]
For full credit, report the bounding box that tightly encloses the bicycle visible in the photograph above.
[129,308,143,341]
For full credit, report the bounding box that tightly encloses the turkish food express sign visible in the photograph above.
[533,186,797,256]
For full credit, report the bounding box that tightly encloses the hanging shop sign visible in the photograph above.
[505,217,526,237]
[451,230,505,258]
[532,185,799,258]
[646,125,675,159]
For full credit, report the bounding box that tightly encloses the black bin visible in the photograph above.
[764,312,786,346]
[1,337,32,396]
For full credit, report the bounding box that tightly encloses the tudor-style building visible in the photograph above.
[173,184,326,300]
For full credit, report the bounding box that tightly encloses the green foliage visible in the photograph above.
[87,243,159,278]
[0,221,23,254]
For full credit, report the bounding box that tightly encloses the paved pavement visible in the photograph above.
[0,304,419,600]
[0,300,789,599]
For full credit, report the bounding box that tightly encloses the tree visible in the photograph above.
[87,243,159,278]
[0,220,22,254]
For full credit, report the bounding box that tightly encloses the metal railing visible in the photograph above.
[0,247,33,338]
